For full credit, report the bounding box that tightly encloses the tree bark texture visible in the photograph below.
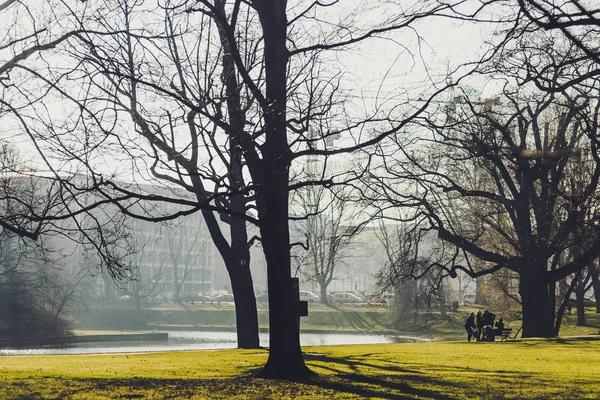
[519,264,555,337]
[589,263,600,313]
[253,0,311,378]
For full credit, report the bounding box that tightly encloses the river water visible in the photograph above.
[0,330,429,356]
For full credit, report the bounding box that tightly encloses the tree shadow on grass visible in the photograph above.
[299,352,468,399]
[10,359,572,400]
[294,352,561,399]
[513,336,600,348]
[39,374,459,400]
[300,372,460,399]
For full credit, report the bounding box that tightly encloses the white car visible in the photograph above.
[463,294,476,304]
[332,292,364,303]
[379,293,395,305]
[299,291,320,303]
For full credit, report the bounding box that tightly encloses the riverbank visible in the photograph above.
[71,304,600,343]
[74,304,400,334]
[2,336,599,399]
[0,331,168,348]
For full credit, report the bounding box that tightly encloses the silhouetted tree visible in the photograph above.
[290,183,362,305]
[4,0,473,378]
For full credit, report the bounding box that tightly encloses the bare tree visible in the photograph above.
[165,221,208,305]
[290,184,361,305]
[376,220,452,327]
[0,239,70,342]
[513,0,600,67]
[125,243,168,315]
[367,77,600,337]
[444,0,600,92]
[0,1,136,279]
[5,0,475,378]
[589,260,600,313]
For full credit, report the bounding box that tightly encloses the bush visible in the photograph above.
[0,270,70,342]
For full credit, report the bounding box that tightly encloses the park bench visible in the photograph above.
[500,328,512,341]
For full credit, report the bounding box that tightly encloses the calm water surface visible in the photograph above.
[0,331,429,355]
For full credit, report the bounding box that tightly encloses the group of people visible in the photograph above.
[464,310,504,342]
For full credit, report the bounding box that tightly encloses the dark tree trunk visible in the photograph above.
[589,262,600,313]
[194,203,260,349]
[575,287,586,326]
[319,280,329,305]
[519,266,555,337]
[211,0,260,349]
[173,264,181,305]
[229,247,259,349]
[257,207,310,378]
[554,277,577,336]
[253,0,311,378]
[228,213,259,349]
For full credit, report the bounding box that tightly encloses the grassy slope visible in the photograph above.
[2,337,600,399]
[77,303,600,342]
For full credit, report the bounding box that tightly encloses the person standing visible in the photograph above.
[475,311,483,341]
[465,312,476,342]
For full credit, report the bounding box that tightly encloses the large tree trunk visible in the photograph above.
[195,203,260,349]
[257,201,310,378]
[254,0,311,379]
[589,262,600,313]
[519,266,555,337]
[319,280,329,305]
[575,288,586,326]
[228,250,259,349]
[228,213,260,349]
[212,0,260,349]
[554,278,577,336]
[173,264,182,305]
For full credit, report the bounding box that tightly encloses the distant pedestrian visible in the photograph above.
[465,312,477,342]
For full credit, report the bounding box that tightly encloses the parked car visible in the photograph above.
[180,293,207,303]
[216,294,235,303]
[327,294,337,304]
[198,294,215,303]
[463,294,476,305]
[299,291,320,303]
[379,293,395,305]
[256,294,269,303]
[332,292,364,303]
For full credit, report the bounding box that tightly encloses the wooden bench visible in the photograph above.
[500,328,512,341]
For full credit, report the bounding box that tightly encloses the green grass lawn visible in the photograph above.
[2,336,600,399]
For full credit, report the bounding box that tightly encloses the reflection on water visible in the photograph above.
[0,331,429,356]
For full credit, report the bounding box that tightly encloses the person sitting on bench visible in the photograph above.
[495,318,505,336]
[481,325,495,341]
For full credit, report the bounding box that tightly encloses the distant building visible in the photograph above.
[0,172,268,305]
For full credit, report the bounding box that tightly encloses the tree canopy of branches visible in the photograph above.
[367,74,600,337]
[2,0,472,378]
[290,183,362,305]
[376,221,451,327]
[0,0,135,278]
